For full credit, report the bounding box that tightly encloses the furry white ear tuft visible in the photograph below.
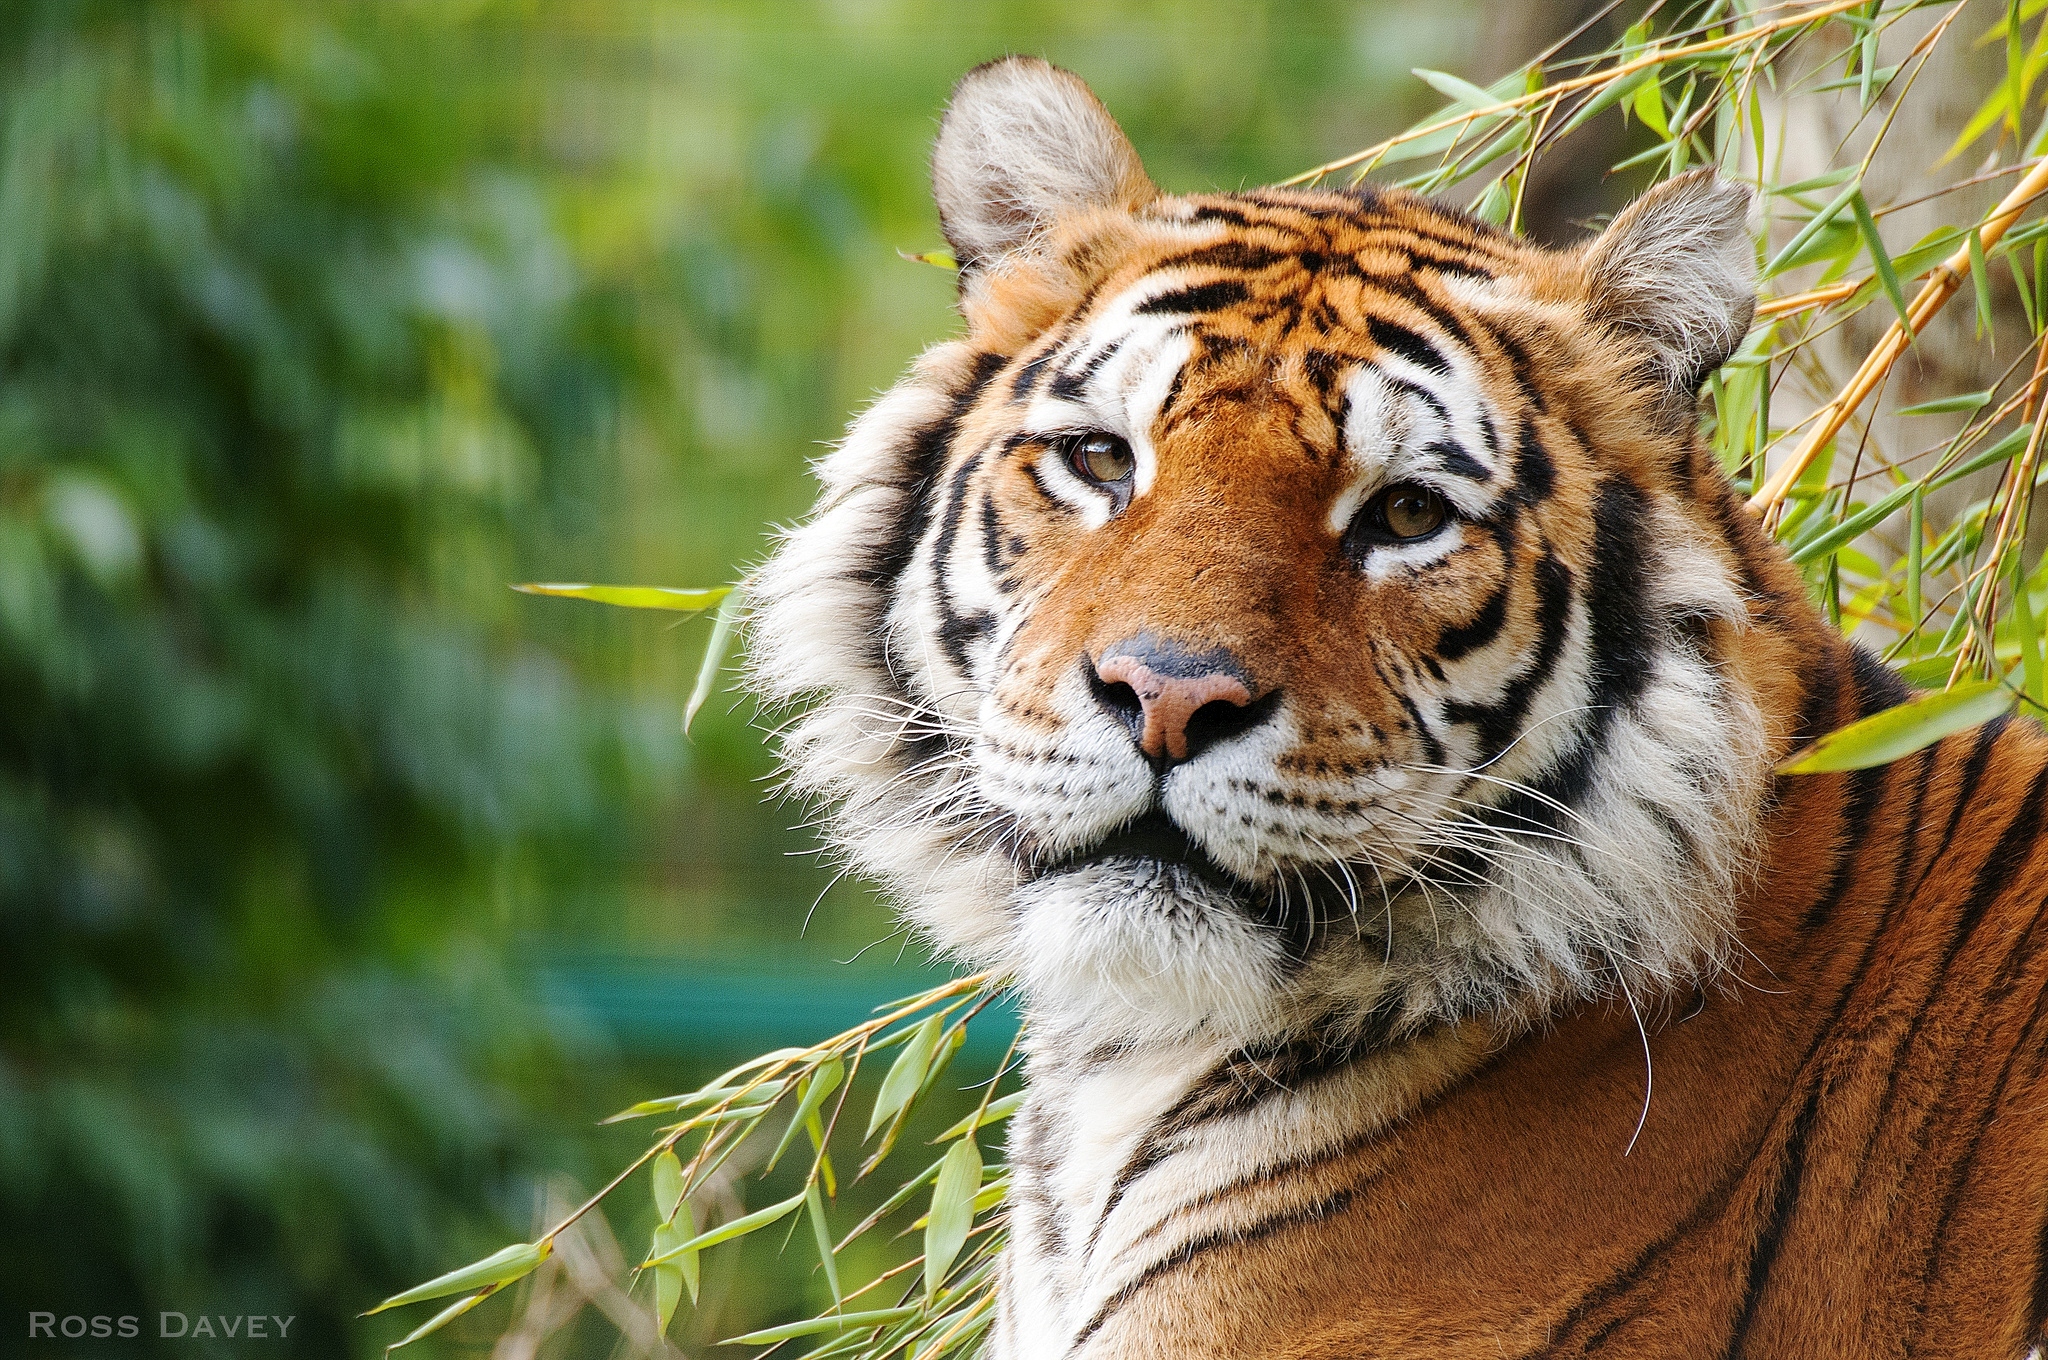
[932,56,1155,275]
[1583,169,1756,408]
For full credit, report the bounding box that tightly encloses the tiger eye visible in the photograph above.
[1377,484,1447,540]
[1070,433,1135,486]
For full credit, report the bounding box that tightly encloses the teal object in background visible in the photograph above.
[539,957,1022,1057]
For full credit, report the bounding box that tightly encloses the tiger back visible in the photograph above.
[745,56,2048,1359]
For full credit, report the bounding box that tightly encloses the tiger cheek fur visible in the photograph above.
[747,56,2048,1360]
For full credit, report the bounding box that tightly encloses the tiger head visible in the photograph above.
[749,58,1796,1047]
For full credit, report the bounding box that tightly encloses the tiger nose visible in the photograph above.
[1090,634,1265,764]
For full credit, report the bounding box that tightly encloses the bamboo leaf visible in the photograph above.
[1971,228,1996,338]
[365,1240,550,1315]
[655,1208,700,1312]
[651,1146,697,1319]
[1946,70,2014,163]
[1787,482,1917,566]
[1772,167,1858,198]
[1895,390,1993,416]
[684,588,745,735]
[1896,653,1960,689]
[512,582,731,612]
[867,1015,942,1137]
[604,1080,786,1125]
[1849,190,1914,335]
[1906,487,1926,657]
[2016,555,2046,706]
[935,1089,1024,1141]
[386,1287,502,1351]
[1763,180,1860,278]
[805,1180,842,1306]
[2011,0,2027,135]
[653,1149,685,1220]
[923,1136,982,1301]
[1412,68,1502,110]
[1777,681,2015,774]
[1632,70,1670,138]
[768,1059,844,1173]
[722,1307,921,1345]
[1933,425,2033,490]
[643,1191,804,1268]
[897,248,957,269]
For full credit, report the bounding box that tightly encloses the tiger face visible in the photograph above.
[750,58,1774,1047]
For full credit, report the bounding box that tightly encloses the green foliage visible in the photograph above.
[0,1,680,1352]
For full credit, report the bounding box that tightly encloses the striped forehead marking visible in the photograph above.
[1006,251,1513,511]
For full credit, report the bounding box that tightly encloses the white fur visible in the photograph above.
[932,57,1153,273]
[1584,169,1757,399]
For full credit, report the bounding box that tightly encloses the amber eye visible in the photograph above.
[1067,433,1135,487]
[1371,484,1448,541]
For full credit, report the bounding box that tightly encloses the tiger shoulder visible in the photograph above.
[746,55,2048,1360]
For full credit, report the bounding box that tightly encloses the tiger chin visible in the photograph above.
[747,57,2048,1360]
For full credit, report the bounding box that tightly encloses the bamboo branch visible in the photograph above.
[1280,0,1870,188]
[1749,154,2048,514]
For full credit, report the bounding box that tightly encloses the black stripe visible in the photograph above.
[1931,759,2048,979]
[2029,1191,2048,1343]
[1855,719,2018,1170]
[1135,279,1248,315]
[1085,1002,1405,1252]
[1406,245,1496,279]
[1488,328,1547,413]
[1396,689,1446,765]
[981,493,1021,587]
[859,351,1005,591]
[1511,418,1555,505]
[1793,646,1911,934]
[1443,549,1572,763]
[928,451,992,675]
[1797,764,1889,933]
[1011,348,1056,398]
[1366,316,1450,373]
[1385,375,1450,424]
[1048,340,1122,401]
[1905,715,2012,905]
[1470,478,1652,830]
[1426,438,1492,483]
[1157,241,1287,273]
[1789,644,1843,748]
[1908,912,2048,1332]
[1069,1187,1357,1348]
[1795,649,1900,933]
[1582,478,1656,716]
[1722,1079,1825,1359]
[1300,347,1348,398]
[1438,582,1509,662]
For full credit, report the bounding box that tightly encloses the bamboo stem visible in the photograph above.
[1755,280,1862,318]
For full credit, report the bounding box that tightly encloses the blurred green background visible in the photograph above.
[0,0,1531,1353]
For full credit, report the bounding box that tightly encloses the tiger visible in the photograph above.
[745,56,2048,1359]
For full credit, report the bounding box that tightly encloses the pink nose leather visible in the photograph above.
[1092,655,1253,761]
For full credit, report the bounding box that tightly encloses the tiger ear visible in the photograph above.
[1581,169,1756,405]
[932,57,1157,277]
